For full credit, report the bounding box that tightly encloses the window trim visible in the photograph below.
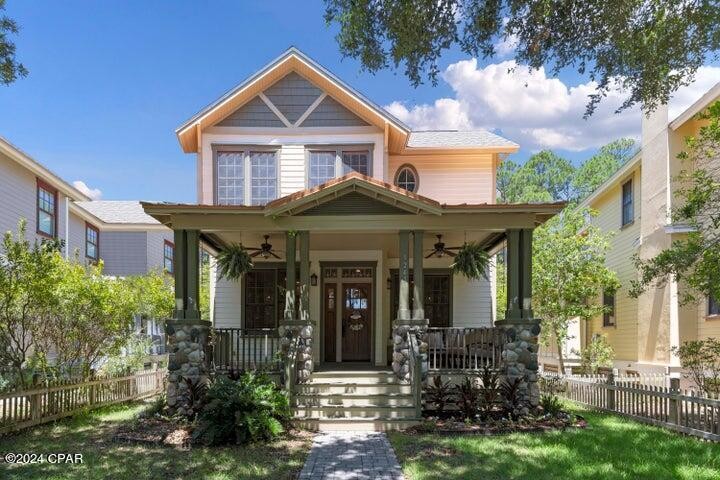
[212,144,280,205]
[242,262,301,330]
[708,294,720,318]
[36,178,58,238]
[305,144,374,188]
[163,240,175,274]
[393,163,419,193]
[602,290,616,327]
[85,222,100,261]
[621,178,634,227]
[390,268,453,327]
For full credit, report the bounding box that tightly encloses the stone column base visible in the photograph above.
[166,319,211,416]
[279,322,314,383]
[498,320,541,415]
[391,320,428,381]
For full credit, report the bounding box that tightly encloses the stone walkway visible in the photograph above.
[298,431,405,480]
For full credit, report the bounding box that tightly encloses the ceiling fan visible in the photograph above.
[247,235,281,259]
[426,234,461,258]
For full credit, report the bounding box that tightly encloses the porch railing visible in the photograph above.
[424,327,504,372]
[212,328,282,372]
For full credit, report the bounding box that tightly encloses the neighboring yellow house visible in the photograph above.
[540,82,720,375]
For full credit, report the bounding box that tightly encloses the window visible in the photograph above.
[163,240,174,273]
[603,290,616,327]
[394,164,418,192]
[215,147,279,205]
[709,294,720,316]
[307,146,372,187]
[308,151,336,188]
[36,180,57,237]
[391,272,451,327]
[244,267,300,329]
[621,179,634,226]
[250,151,277,205]
[85,223,99,261]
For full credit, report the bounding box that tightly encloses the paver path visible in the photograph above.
[299,431,405,480]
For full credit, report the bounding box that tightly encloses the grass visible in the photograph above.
[0,401,312,480]
[389,404,720,480]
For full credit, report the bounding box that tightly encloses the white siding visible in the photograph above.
[280,144,306,196]
[0,151,42,240]
[212,267,243,328]
[452,275,494,328]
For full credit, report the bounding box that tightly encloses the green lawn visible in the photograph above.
[0,402,312,480]
[389,404,720,480]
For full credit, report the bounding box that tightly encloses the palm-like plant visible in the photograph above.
[216,243,253,281]
[451,242,489,281]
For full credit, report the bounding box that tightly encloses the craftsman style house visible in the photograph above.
[144,48,563,428]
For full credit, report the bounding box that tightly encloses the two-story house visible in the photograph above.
[539,82,720,376]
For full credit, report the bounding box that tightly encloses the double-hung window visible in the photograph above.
[85,223,99,261]
[164,240,175,273]
[621,179,634,226]
[215,147,278,205]
[36,179,57,237]
[603,290,616,327]
[307,146,372,187]
[709,294,720,316]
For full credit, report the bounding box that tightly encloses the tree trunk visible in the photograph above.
[554,328,566,374]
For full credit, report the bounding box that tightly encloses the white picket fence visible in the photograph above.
[543,373,720,441]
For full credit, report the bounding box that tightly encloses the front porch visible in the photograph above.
[142,173,563,424]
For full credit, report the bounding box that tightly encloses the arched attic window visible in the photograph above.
[394,164,419,193]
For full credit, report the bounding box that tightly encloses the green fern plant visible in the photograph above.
[216,243,253,281]
[451,242,489,281]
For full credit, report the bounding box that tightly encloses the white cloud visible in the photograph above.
[669,66,720,120]
[494,33,518,59]
[73,180,102,200]
[387,59,720,152]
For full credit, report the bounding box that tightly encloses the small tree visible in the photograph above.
[577,334,615,374]
[0,220,62,386]
[534,207,620,372]
[672,338,720,396]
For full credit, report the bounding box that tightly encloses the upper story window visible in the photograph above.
[603,290,616,327]
[307,146,372,188]
[394,164,419,193]
[36,179,57,237]
[164,240,174,273]
[709,294,720,316]
[215,147,278,205]
[621,179,634,226]
[85,223,99,261]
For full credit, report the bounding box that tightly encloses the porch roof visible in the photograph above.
[142,174,565,233]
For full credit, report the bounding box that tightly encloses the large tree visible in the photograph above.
[324,0,720,115]
[533,207,619,372]
[573,138,637,200]
[0,0,27,85]
[630,101,720,304]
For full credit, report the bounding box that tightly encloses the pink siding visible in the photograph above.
[389,154,496,204]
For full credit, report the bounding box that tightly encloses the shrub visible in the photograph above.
[194,372,290,445]
[456,377,480,420]
[500,377,523,418]
[540,394,563,417]
[578,334,615,374]
[478,366,500,418]
[673,338,720,396]
[426,375,453,413]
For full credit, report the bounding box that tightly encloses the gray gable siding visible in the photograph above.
[216,96,285,127]
[101,231,148,276]
[300,95,369,127]
[147,230,174,272]
[264,72,322,123]
[299,191,412,216]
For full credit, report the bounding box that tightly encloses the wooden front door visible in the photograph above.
[323,284,337,362]
[341,283,372,362]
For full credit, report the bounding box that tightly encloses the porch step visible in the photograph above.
[293,418,421,432]
[294,405,417,419]
[296,382,412,395]
[295,393,415,408]
[309,370,400,384]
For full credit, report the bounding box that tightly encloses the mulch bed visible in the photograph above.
[112,417,192,448]
[406,412,587,436]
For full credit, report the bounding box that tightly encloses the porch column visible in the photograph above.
[498,227,540,414]
[412,230,425,320]
[284,231,296,322]
[166,228,210,417]
[298,231,310,322]
[397,230,411,321]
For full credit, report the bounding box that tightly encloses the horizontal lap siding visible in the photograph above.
[280,145,306,196]
[213,267,243,328]
[587,167,641,362]
[388,154,495,204]
[452,275,494,328]
[100,231,148,276]
[147,231,173,272]
[67,212,86,259]
[0,153,42,240]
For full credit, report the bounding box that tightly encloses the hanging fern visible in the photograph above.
[216,243,253,281]
[451,242,490,281]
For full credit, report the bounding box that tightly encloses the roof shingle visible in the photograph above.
[76,201,160,225]
[407,130,517,149]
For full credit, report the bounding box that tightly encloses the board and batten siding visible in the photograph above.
[586,166,642,362]
[388,153,496,204]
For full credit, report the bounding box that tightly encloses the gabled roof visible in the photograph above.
[579,152,641,208]
[264,172,443,216]
[75,201,161,225]
[176,47,411,153]
[670,81,720,130]
[0,136,90,201]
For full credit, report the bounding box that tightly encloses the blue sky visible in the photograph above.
[1,1,717,202]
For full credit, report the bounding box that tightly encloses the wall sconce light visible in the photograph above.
[310,273,318,286]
